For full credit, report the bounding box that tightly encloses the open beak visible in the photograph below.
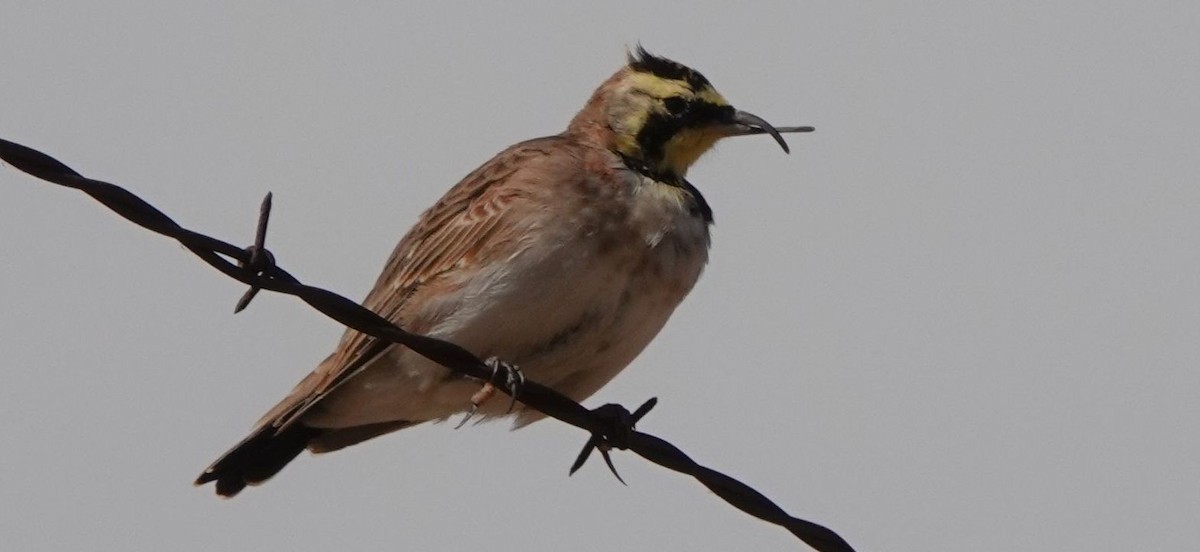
[725,110,814,154]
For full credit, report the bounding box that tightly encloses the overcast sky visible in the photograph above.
[2,2,1198,551]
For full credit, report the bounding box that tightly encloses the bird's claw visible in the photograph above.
[453,402,481,430]
[486,357,526,414]
[569,397,658,485]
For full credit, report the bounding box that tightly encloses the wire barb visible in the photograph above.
[0,137,856,552]
[234,192,275,313]
[569,397,657,485]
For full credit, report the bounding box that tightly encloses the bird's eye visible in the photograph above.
[663,97,688,116]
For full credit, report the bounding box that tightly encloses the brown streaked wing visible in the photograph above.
[260,136,567,431]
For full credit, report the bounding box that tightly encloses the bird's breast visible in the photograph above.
[622,177,711,300]
[452,171,710,385]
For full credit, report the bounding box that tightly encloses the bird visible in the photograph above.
[195,47,813,497]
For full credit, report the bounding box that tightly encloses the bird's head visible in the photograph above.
[568,47,813,180]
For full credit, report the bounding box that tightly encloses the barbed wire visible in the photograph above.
[1,137,856,552]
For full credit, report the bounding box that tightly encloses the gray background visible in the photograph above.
[2,2,1197,551]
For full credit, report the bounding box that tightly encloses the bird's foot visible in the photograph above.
[453,357,524,429]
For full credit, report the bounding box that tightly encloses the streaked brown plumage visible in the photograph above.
[196,48,811,497]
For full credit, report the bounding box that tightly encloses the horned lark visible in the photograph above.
[196,47,812,496]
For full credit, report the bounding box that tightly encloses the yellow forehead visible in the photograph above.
[625,71,730,106]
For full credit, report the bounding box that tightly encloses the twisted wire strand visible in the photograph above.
[1,137,855,552]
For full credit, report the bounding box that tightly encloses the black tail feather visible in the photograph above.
[195,424,322,497]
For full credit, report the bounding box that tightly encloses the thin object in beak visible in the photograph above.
[729,110,815,154]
